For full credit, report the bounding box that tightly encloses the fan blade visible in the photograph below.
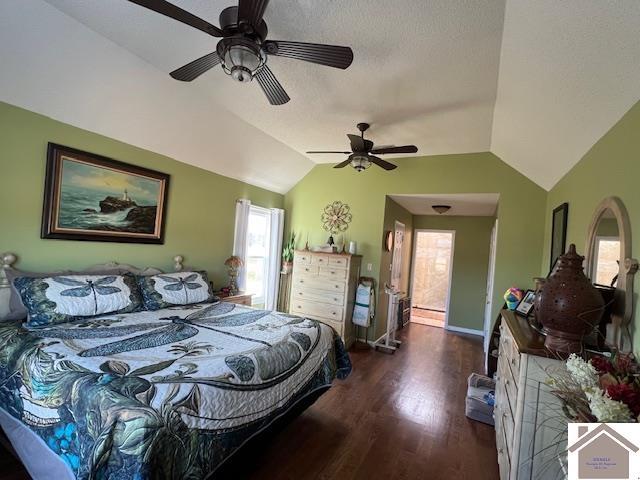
[370,156,397,171]
[347,134,365,152]
[170,52,221,81]
[128,0,224,37]
[255,65,290,105]
[333,159,352,169]
[370,145,418,155]
[306,151,351,154]
[238,0,270,30]
[263,41,353,69]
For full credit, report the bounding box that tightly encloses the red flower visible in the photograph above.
[606,383,640,417]
[591,356,614,374]
[615,354,635,375]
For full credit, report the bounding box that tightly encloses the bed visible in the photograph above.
[0,253,351,479]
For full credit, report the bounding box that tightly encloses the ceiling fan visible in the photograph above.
[128,0,354,105]
[307,123,418,171]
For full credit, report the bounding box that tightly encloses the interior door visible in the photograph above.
[386,221,405,337]
[390,221,405,290]
[483,219,499,354]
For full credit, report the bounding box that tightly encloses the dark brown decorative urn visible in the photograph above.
[534,244,605,354]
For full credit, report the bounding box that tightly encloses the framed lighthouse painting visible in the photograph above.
[41,143,170,244]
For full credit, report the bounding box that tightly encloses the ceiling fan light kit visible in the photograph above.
[129,0,354,105]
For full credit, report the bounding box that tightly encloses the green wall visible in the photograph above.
[542,99,640,350]
[284,152,547,340]
[0,102,283,287]
[375,197,414,340]
[412,216,494,331]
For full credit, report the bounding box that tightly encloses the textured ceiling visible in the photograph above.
[43,0,505,167]
[3,1,640,192]
[492,0,640,189]
[389,194,499,217]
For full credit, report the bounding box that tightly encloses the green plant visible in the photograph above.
[282,232,296,263]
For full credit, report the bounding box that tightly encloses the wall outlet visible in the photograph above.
[366,263,372,272]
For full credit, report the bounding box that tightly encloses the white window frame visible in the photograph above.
[245,205,272,306]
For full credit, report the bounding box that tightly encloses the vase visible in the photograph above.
[534,244,605,354]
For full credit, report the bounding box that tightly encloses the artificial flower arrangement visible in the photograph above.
[549,352,640,423]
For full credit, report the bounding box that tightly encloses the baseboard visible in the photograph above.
[445,325,484,337]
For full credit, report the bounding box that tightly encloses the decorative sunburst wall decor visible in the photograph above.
[321,201,352,234]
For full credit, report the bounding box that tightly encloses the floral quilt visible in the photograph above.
[0,302,351,479]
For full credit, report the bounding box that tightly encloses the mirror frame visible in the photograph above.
[584,196,638,351]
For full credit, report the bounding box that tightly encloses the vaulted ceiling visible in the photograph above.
[1,0,639,193]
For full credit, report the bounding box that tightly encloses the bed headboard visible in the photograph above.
[0,253,185,320]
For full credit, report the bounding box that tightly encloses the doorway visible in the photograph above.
[410,230,455,328]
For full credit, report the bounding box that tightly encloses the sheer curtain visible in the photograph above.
[265,208,284,310]
[233,199,251,291]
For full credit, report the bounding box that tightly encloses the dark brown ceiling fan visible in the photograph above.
[307,123,418,171]
[128,0,354,105]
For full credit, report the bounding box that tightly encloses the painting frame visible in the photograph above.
[550,202,569,270]
[41,143,170,244]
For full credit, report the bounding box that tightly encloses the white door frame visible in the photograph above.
[409,229,456,329]
[483,219,499,354]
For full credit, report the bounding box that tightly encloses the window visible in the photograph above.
[245,206,272,307]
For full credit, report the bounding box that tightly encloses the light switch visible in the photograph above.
[366,263,372,272]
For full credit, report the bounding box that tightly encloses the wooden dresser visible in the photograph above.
[289,251,362,348]
[216,292,253,306]
[495,310,567,479]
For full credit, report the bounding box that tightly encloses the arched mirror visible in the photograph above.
[584,197,638,352]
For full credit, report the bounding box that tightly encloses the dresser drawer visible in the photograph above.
[294,252,313,264]
[291,289,344,306]
[328,256,348,268]
[497,419,511,480]
[291,275,345,293]
[496,377,515,457]
[290,300,342,322]
[319,266,347,280]
[297,264,319,276]
[500,323,521,377]
[310,255,330,266]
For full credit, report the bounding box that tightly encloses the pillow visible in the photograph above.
[4,268,69,321]
[138,271,216,310]
[3,267,160,321]
[14,273,144,327]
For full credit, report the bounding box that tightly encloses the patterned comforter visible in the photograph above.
[0,302,351,479]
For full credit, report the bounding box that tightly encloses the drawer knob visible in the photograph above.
[498,448,504,454]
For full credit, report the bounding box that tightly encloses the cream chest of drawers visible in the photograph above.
[495,311,567,480]
[289,251,362,348]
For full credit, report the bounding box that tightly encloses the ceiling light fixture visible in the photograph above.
[350,155,372,172]
[432,205,451,215]
[219,38,266,83]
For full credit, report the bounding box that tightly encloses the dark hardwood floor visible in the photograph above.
[0,324,498,480]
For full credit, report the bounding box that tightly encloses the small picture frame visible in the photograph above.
[515,289,536,317]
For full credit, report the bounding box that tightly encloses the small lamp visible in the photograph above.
[224,255,243,295]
